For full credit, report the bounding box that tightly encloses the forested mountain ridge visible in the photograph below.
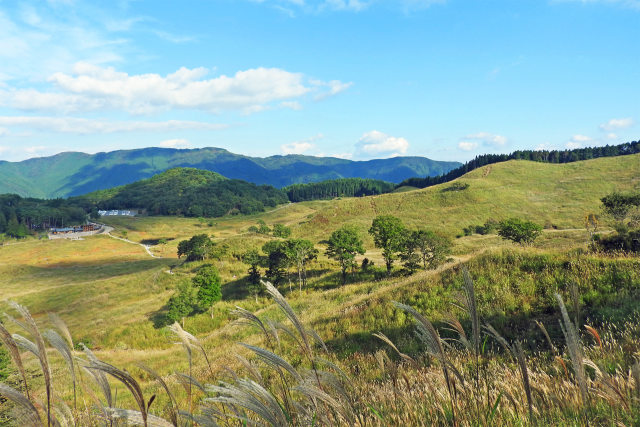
[0,147,461,198]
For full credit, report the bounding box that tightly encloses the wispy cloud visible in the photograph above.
[0,116,228,134]
[158,138,191,148]
[599,117,634,131]
[281,133,323,154]
[555,0,640,10]
[457,132,508,152]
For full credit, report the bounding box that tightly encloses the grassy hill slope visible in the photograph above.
[298,154,640,241]
[0,147,460,198]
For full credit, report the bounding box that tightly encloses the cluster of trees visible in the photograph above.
[0,194,87,238]
[594,191,640,253]
[247,220,292,238]
[460,219,499,237]
[284,178,395,202]
[399,140,640,189]
[166,265,222,322]
[367,215,453,276]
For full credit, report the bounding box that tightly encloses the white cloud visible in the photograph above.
[281,133,323,154]
[606,133,618,140]
[355,130,409,158]
[0,116,228,134]
[0,63,350,114]
[565,134,593,149]
[457,131,508,152]
[599,117,634,131]
[535,142,556,151]
[0,127,8,137]
[458,141,478,151]
[281,141,315,154]
[465,132,508,146]
[158,139,191,148]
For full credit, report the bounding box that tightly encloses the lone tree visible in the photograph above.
[177,234,227,261]
[369,215,406,274]
[166,281,199,324]
[601,192,640,223]
[497,218,542,246]
[272,223,292,238]
[412,229,452,270]
[262,240,290,288]
[284,239,318,291]
[192,265,222,318]
[242,249,263,302]
[326,225,365,284]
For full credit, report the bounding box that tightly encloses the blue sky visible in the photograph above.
[0,0,638,162]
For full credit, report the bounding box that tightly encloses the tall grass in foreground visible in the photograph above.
[0,274,639,425]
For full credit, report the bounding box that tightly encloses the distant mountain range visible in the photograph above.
[0,147,461,198]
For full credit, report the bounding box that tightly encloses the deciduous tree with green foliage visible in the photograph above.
[326,226,365,284]
[272,223,292,238]
[369,215,406,274]
[192,265,222,318]
[497,218,542,246]
[177,234,227,261]
[285,239,318,291]
[166,281,199,324]
[262,240,289,287]
[242,249,263,301]
[413,229,452,270]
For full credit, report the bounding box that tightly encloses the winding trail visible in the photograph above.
[102,226,162,258]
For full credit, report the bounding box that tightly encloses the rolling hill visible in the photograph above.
[0,147,461,198]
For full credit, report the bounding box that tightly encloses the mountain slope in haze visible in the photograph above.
[0,147,461,198]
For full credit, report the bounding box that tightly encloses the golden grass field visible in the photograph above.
[0,155,639,424]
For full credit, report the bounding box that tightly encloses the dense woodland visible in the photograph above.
[284,178,395,202]
[399,140,640,188]
[0,194,87,237]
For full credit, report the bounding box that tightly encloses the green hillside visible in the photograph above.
[78,167,289,217]
[0,147,460,198]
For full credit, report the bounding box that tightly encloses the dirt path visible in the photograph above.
[102,226,162,258]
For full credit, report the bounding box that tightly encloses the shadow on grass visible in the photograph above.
[140,237,175,245]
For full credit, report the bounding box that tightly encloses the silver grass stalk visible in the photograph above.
[0,383,42,426]
[373,332,417,366]
[104,408,174,427]
[235,354,263,384]
[47,313,73,349]
[556,293,589,407]
[0,322,30,399]
[80,344,113,408]
[293,383,354,424]
[9,301,53,427]
[231,307,271,343]
[178,410,220,427]
[87,359,148,426]
[137,364,179,427]
[206,378,289,426]
[176,373,206,393]
[462,268,480,356]
[44,329,77,411]
[262,280,312,358]
[239,343,302,382]
[514,341,534,420]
